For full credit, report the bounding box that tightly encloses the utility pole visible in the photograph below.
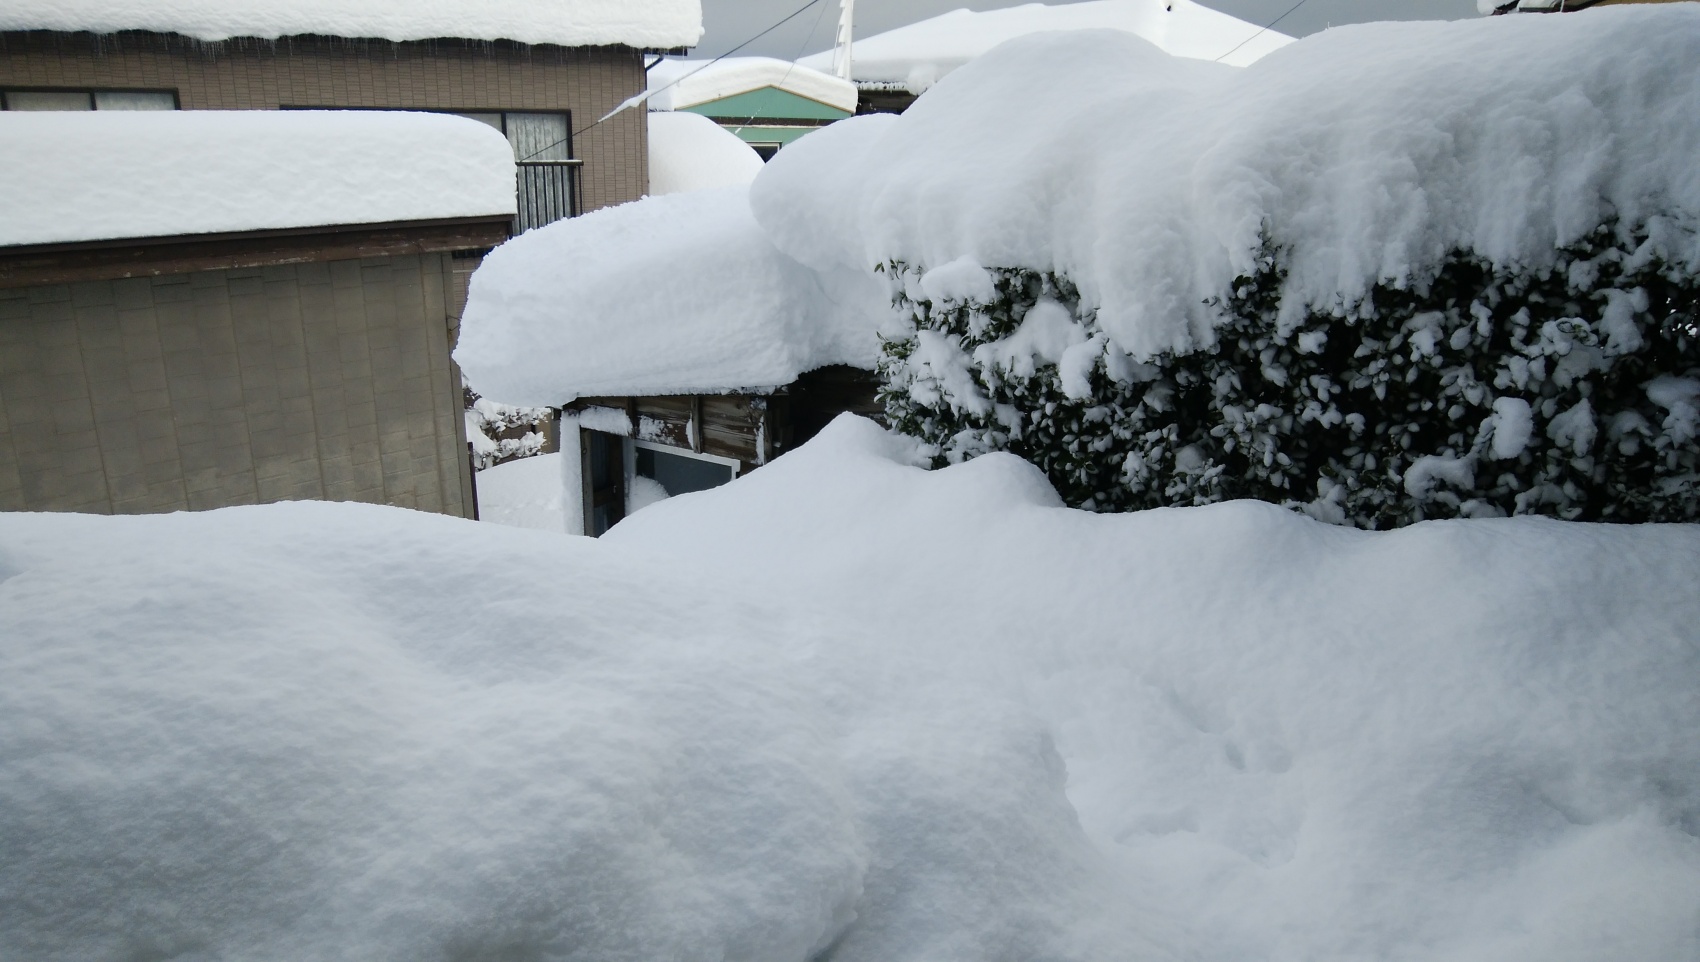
[832,0,855,81]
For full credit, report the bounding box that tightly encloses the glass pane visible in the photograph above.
[504,111,570,161]
[94,90,176,110]
[636,447,734,497]
[453,111,503,131]
[6,91,93,111]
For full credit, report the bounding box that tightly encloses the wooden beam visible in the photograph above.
[0,216,513,289]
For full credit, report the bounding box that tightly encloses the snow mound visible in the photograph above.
[649,55,857,114]
[648,112,765,196]
[0,502,861,962]
[0,0,702,48]
[761,8,1700,358]
[796,0,1291,89]
[0,111,515,247]
[610,414,1700,962]
[454,186,888,404]
[476,450,569,532]
[4,420,1699,960]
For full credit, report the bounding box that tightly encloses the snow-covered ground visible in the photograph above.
[0,111,515,247]
[4,417,1697,961]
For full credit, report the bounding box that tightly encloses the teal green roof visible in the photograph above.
[681,86,850,124]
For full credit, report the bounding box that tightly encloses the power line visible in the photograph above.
[1214,0,1309,63]
[518,0,830,162]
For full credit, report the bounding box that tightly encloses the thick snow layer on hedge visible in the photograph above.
[455,187,887,404]
[0,111,515,247]
[648,112,764,196]
[796,0,1290,89]
[759,8,1700,359]
[0,0,702,48]
[5,419,1697,960]
[649,56,858,114]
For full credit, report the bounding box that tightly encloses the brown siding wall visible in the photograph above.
[0,31,648,212]
[0,253,475,517]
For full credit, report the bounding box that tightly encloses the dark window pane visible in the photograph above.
[636,447,734,496]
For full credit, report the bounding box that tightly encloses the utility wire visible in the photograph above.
[518,0,830,162]
[728,0,835,137]
[1213,0,1309,63]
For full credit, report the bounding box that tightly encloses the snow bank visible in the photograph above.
[5,420,1697,960]
[475,450,569,531]
[455,187,887,404]
[649,56,857,114]
[608,415,1700,962]
[760,8,1700,358]
[796,0,1291,90]
[648,112,764,196]
[0,111,515,247]
[0,0,702,48]
[0,502,859,961]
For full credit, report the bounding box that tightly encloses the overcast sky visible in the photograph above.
[690,0,1483,60]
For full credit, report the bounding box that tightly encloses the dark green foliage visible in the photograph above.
[878,224,1700,527]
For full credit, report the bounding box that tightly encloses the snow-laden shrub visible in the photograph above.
[879,224,1700,526]
[464,389,552,470]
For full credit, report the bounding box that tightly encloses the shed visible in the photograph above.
[455,186,888,536]
[0,110,516,516]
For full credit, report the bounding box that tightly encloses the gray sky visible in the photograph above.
[690,0,1483,60]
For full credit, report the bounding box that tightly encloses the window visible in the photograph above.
[1,89,177,111]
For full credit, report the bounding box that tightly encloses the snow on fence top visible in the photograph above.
[648,56,858,114]
[455,187,886,405]
[795,0,1291,90]
[0,0,703,49]
[759,6,1700,359]
[0,111,517,248]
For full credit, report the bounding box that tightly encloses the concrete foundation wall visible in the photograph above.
[0,32,647,212]
[0,253,475,517]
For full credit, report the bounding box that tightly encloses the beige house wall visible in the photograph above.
[0,32,648,212]
[0,253,476,517]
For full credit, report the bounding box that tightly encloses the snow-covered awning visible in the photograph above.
[0,110,517,248]
[0,0,703,49]
[796,0,1291,92]
[648,57,858,114]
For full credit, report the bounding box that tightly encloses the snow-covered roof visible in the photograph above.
[0,111,516,248]
[648,57,858,114]
[456,186,885,404]
[0,0,703,49]
[648,112,764,196]
[796,0,1290,91]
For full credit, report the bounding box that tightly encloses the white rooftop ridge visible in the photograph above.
[0,0,704,49]
[797,0,1291,90]
[648,57,858,114]
[0,111,518,248]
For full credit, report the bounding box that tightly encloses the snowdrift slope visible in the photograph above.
[3,418,1698,960]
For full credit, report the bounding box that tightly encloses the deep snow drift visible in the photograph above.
[647,112,765,196]
[0,111,515,246]
[3,417,1697,961]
